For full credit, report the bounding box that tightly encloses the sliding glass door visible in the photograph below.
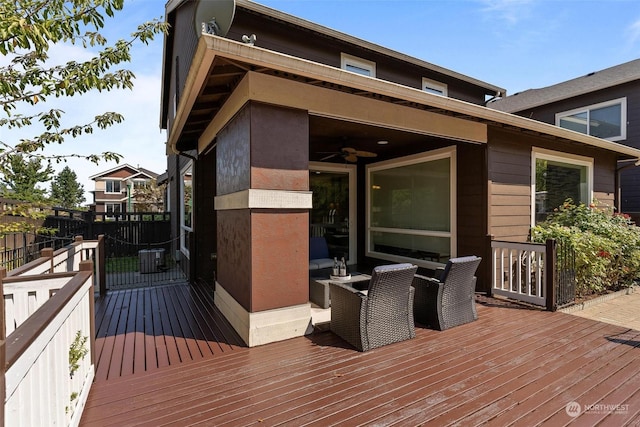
[309,162,356,263]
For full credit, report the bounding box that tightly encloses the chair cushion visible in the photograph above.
[309,258,334,270]
[309,237,329,260]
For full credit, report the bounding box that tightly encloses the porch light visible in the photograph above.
[372,185,381,190]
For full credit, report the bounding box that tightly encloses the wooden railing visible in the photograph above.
[1,236,103,427]
[491,240,549,308]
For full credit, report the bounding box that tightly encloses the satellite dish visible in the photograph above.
[194,0,236,37]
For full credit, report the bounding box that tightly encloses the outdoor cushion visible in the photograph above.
[309,237,333,270]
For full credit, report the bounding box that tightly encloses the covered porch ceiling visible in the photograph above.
[168,35,640,163]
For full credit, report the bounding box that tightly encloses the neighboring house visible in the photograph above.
[489,59,640,219]
[89,164,160,214]
[160,0,640,346]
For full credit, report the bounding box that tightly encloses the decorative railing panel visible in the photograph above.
[491,240,547,307]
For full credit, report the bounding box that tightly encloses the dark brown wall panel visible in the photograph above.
[217,210,252,310]
[217,104,251,195]
[251,210,309,312]
[250,103,309,191]
[194,147,217,285]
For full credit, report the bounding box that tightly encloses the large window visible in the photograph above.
[105,180,121,193]
[367,147,456,267]
[180,163,193,256]
[532,148,592,224]
[556,98,626,141]
[341,53,376,77]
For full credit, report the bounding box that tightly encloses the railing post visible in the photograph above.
[485,234,495,296]
[80,260,96,369]
[40,247,54,273]
[98,235,107,296]
[545,239,557,312]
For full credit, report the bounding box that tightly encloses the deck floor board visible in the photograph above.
[82,289,640,426]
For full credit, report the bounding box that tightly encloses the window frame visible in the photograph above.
[531,147,593,226]
[105,179,122,194]
[366,146,457,268]
[422,77,448,96]
[340,53,376,77]
[555,97,627,141]
[180,162,193,257]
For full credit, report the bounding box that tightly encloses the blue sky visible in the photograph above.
[2,0,639,203]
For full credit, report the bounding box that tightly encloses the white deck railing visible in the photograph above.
[491,240,547,307]
[2,236,102,427]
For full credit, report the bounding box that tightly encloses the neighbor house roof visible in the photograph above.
[88,164,159,180]
[489,58,640,113]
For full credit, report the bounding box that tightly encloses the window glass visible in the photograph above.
[368,153,453,264]
[345,63,372,76]
[559,112,588,134]
[106,180,121,193]
[182,166,192,229]
[590,104,621,139]
[535,157,589,223]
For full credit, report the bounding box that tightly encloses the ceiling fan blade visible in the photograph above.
[354,150,377,158]
[344,154,358,163]
[342,147,357,154]
[319,153,339,161]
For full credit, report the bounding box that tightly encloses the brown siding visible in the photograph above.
[216,104,251,196]
[228,10,490,105]
[217,209,252,310]
[251,210,309,311]
[194,147,217,285]
[250,103,309,191]
[456,143,487,254]
[488,126,618,241]
[511,80,640,212]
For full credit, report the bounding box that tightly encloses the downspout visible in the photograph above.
[484,90,504,106]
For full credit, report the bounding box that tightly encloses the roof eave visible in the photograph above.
[168,35,640,161]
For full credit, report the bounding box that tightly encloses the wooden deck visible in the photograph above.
[82,290,640,426]
[93,282,244,381]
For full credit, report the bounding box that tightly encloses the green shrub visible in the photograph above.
[530,200,640,296]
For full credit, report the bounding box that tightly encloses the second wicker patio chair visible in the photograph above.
[329,263,418,351]
[413,256,482,331]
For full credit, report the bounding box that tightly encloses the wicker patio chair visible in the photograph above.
[329,263,418,351]
[413,256,482,331]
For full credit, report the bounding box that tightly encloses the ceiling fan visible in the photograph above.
[319,147,377,163]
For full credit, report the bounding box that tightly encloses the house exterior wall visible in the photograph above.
[228,12,491,105]
[164,3,498,141]
[487,126,617,241]
[505,80,640,214]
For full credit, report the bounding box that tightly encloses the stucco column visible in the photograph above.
[214,102,311,346]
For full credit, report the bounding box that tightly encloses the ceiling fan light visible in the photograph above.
[377,140,389,145]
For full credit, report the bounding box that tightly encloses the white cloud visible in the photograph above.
[627,18,640,46]
[477,0,535,25]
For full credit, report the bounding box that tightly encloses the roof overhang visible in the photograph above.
[168,34,640,162]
